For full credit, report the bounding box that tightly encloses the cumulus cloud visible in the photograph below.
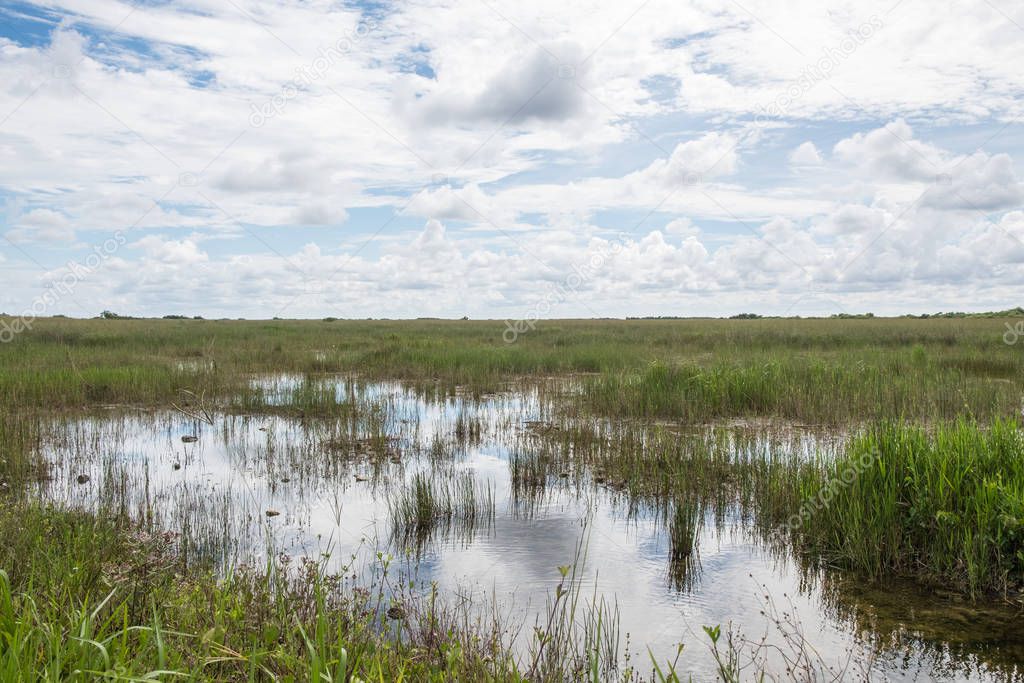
[131,236,209,265]
[6,208,74,243]
[921,151,1024,211]
[633,132,739,187]
[7,206,1021,319]
[813,204,890,236]
[214,152,335,194]
[789,141,822,166]
[410,219,451,254]
[405,183,511,224]
[400,42,590,126]
[833,119,947,182]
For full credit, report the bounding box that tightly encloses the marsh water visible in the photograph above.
[35,376,1024,681]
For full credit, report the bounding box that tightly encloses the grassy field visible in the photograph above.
[2,316,1021,416]
[1,315,1023,680]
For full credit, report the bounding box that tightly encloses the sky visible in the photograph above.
[1,0,1023,320]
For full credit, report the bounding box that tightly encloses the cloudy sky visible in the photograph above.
[1,0,1023,319]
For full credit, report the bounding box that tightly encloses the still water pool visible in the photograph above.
[35,377,1024,681]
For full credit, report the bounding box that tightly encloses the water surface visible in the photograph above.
[37,376,1024,681]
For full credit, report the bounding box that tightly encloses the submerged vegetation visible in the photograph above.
[2,316,1024,679]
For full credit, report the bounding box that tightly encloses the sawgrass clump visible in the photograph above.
[799,419,1024,598]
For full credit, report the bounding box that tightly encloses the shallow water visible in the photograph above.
[36,377,1024,681]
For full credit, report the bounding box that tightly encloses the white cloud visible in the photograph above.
[6,208,74,243]
[294,203,349,226]
[636,132,739,186]
[131,236,208,265]
[410,219,451,254]
[664,218,699,238]
[813,204,889,236]
[405,183,511,224]
[833,119,947,182]
[1,1,1023,317]
[789,141,822,166]
[921,151,1024,211]
[400,42,590,126]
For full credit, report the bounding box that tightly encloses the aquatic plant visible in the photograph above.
[387,470,495,551]
[799,419,1024,598]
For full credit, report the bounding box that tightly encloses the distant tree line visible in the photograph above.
[627,308,1024,320]
[14,306,1022,322]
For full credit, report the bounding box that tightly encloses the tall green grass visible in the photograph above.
[801,419,1024,597]
[585,357,1017,423]
[0,504,599,681]
[0,413,40,497]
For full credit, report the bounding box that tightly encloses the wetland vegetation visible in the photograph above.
[1,315,1024,680]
